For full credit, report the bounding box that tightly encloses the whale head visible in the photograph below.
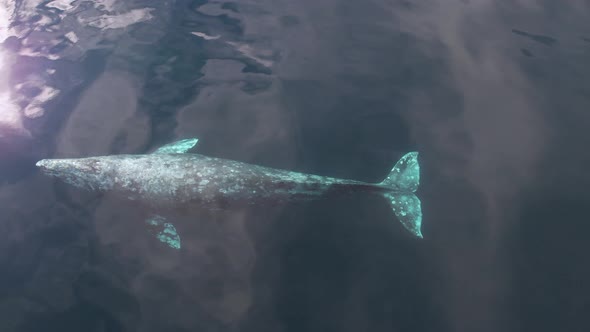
[36,157,117,191]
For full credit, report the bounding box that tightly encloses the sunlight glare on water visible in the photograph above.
[0,0,14,43]
[0,0,25,136]
[0,0,11,64]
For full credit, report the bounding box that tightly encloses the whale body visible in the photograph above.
[36,138,423,248]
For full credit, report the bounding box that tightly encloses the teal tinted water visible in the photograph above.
[0,0,589,331]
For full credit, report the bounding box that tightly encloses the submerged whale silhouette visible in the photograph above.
[36,138,423,248]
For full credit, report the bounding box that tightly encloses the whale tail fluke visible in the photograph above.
[379,152,423,238]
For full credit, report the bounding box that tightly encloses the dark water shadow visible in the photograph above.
[242,193,445,332]
[507,190,590,332]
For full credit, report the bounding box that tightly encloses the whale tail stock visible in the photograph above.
[379,152,423,238]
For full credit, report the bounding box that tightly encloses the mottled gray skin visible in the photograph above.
[37,144,423,239]
[36,153,387,208]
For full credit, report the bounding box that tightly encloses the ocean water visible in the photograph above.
[0,0,589,331]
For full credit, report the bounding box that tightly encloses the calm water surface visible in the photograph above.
[0,0,589,331]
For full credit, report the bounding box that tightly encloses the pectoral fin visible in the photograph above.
[146,215,181,249]
[153,138,199,154]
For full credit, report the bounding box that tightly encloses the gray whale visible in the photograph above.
[37,138,423,248]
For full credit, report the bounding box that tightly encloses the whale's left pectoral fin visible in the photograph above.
[145,215,181,249]
[153,138,199,154]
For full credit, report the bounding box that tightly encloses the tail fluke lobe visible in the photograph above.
[380,152,423,238]
[380,151,420,192]
[383,193,423,238]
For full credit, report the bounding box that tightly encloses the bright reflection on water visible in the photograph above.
[0,0,10,70]
[0,0,12,42]
[0,46,22,134]
[0,0,23,135]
